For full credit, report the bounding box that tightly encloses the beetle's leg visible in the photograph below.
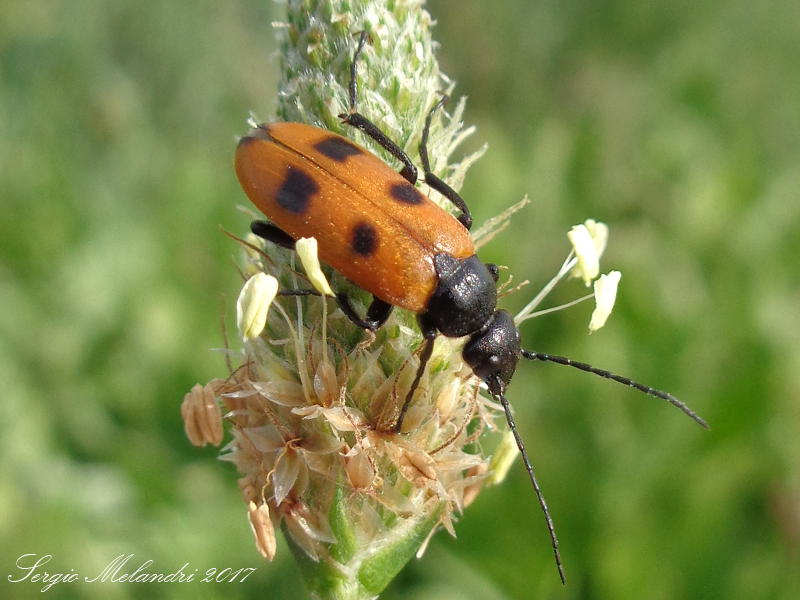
[336,293,393,331]
[345,31,369,115]
[339,31,418,184]
[251,220,296,249]
[341,113,418,184]
[395,313,437,433]
[419,96,473,230]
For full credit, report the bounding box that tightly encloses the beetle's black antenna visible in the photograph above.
[521,349,709,429]
[496,391,565,585]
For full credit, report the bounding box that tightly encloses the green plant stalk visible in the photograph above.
[245,1,485,598]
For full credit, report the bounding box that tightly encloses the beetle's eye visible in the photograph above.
[471,354,501,379]
[487,263,500,283]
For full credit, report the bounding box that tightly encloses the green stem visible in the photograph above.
[265,1,482,597]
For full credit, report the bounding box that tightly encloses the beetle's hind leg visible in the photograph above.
[419,96,473,230]
[339,31,418,185]
[251,220,296,249]
[336,293,393,331]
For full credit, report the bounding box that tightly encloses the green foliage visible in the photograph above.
[1,1,798,599]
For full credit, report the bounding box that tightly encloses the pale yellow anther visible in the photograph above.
[295,237,335,297]
[589,270,621,333]
[568,225,599,286]
[584,219,609,259]
[237,272,279,342]
[242,232,265,276]
[488,431,520,485]
[569,219,609,286]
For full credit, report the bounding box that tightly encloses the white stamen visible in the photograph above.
[514,253,576,324]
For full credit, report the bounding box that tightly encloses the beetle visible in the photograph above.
[234,32,707,584]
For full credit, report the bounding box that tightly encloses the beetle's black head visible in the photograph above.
[462,309,521,395]
[426,253,498,338]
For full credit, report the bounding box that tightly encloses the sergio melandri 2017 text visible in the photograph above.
[9,553,257,592]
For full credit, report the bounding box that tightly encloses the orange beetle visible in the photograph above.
[234,32,707,585]
[235,121,474,314]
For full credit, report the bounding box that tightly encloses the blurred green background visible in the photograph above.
[2,1,798,599]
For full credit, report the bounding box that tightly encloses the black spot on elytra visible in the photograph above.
[238,125,272,148]
[389,182,424,205]
[351,222,378,257]
[236,135,258,150]
[314,136,363,162]
[276,168,318,214]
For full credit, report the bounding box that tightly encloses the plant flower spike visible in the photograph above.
[181,2,708,597]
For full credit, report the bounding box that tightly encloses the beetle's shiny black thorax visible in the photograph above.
[424,253,520,391]
[426,253,498,338]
